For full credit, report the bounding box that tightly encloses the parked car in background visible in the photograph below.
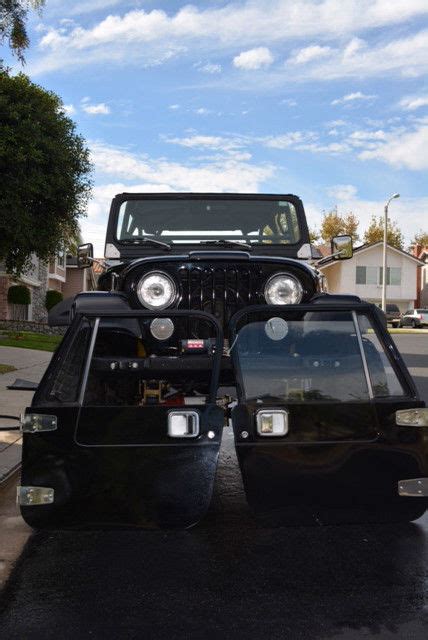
[377,303,401,327]
[385,304,402,327]
[399,308,428,328]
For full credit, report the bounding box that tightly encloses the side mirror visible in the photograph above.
[331,235,353,260]
[77,243,94,269]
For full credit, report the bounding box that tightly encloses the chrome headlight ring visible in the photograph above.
[136,270,177,310]
[264,272,303,305]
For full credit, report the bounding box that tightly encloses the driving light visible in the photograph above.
[396,408,428,427]
[264,273,303,305]
[168,411,200,438]
[150,317,174,340]
[136,271,176,310]
[256,410,289,436]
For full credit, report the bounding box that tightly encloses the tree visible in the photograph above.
[363,215,404,250]
[309,227,320,244]
[0,1,44,62]
[411,230,428,247]
[342,212,359,243]
[0,71,92,275]
[319,208,360,243]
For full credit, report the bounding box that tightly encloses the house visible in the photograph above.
[0,251,96,324]
[318,242,424,312]
[411,244,428,308]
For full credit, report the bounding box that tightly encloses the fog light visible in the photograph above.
[168,411,199,438]
[396,408,428,427]
[256,410,289,436]
[150,317,174,340]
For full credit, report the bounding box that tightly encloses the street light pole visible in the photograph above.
[381,193,400,312]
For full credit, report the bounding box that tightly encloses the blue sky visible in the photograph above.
[4,0,428,254]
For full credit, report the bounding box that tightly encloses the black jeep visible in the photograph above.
[15,193,428,528]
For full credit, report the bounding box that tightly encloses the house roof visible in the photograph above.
[318,241,425,269]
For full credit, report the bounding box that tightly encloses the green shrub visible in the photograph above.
[7,285,31,305]
[45,290,63,311]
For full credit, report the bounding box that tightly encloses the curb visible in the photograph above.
[0,463,21,487]
[388,329,428,334]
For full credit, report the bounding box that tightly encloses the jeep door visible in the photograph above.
[230,304,428,524]
[20,311,223,529]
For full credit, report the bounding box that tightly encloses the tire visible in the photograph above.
[412,320,417,328]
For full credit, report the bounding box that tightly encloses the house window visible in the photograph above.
[389,267,401,285]
[379,267,401,286]
[355,266,378,284]
[366,266,378,285]
[356,266,401,285]
[356,266,366,284]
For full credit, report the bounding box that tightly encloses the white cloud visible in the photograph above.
[343,37,366,59]
[197,62,222,74]
[263,131,316,149]
[327,184,358,201]
[281,98,297,107]
[331,91,376,105]
[168,104,180,110]
[359,124,428,170]
[165,135,244,151]
[288,45,332,65]
[233,47,274,70]
[297,141,351,154]
[31,2,428,79]
[62,103,76,115]
[298,30,428,81]
[194,107,211,115]
[399,95,428,110]
[90,141,274,193]
[82,102,111,115]
[349,129,387,141]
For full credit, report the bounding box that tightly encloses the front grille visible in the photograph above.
[177,264,263,327]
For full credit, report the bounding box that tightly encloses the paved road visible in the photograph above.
[0,336,427,639]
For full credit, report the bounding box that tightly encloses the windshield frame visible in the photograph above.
[108,192,309,250]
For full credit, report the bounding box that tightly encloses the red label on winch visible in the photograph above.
[186,340,205,349]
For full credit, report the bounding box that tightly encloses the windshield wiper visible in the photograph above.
[120,238,172,251]
[201,239,252,251]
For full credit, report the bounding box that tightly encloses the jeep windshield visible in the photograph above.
[116,198,301,245]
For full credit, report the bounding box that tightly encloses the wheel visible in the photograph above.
[398,321,403,328]
[412,320,417,328]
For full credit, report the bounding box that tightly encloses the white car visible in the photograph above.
[399,308,428,328]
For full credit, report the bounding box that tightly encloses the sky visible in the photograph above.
[3,0,428,255]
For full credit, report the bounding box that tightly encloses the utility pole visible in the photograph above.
[381,193,400,312]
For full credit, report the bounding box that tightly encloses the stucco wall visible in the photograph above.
[63,267,85,299]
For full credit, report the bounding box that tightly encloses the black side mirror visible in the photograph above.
[331,235,353,260]
[77,243,94,269]
[7,378,38,391]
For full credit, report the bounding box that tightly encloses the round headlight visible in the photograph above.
[136,271,177,310]
[264,273,303,305]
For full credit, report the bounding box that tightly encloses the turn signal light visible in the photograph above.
[396,408,428,427]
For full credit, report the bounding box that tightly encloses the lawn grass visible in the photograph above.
[0,331,63,352]
[0,364,17,374]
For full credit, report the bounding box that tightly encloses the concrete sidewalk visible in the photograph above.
[0,347,52,483]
